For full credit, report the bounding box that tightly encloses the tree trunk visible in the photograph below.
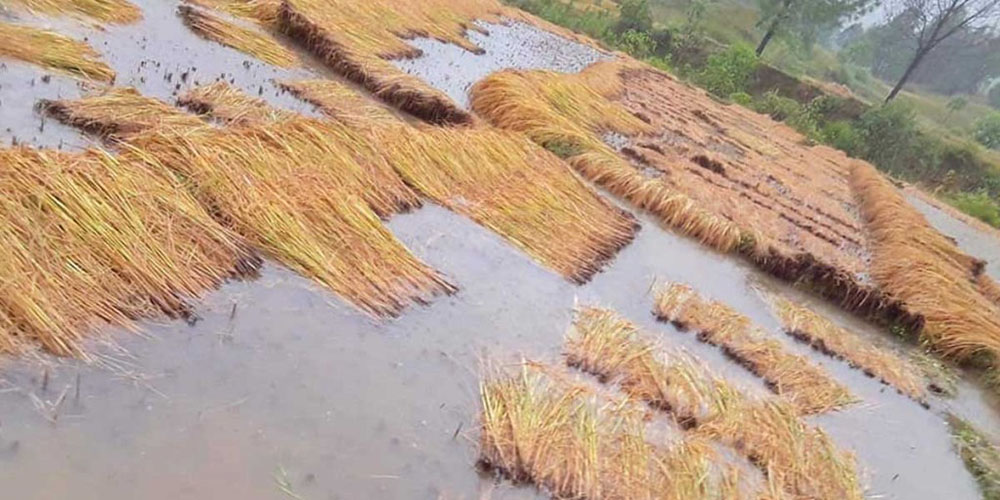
[885,48,929,103]
[756,22,779,56]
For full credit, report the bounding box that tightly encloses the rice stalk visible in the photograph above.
[41,87,206,139]
[480,363,747,499]
[277,79,403,127]
[565,307,863,500]
[851,162,1000,365]
[185,0,281,26]
[773,298,927,402]
[179,5,299,68]
[4,0,141,24]
[0,147,257,357]
[178,81,297,124]
[0,22,115,82]
[654,283,856,414]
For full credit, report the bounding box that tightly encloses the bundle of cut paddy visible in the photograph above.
[178,81,297,124]
[0,22,115,82]
[179,5,299,68]
[125,123,453,317]
[851,162,1000,366]
[0,147,257,357]
[4,0,142,24]
[381,126,639,284]
[470,63,743,253]
[41,87,206,139]
[774,298,927,402]
[565,307,863,500]
[278,79,403,127]
[479,363,748,499]
[654,283,855,414]
[184,0,281,26]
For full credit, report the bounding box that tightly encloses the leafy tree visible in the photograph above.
[883,0,1000,102]
[753,0,872,56]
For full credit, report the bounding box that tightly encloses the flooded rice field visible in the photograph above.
[1,1,999,499]
[906,191,1000,282]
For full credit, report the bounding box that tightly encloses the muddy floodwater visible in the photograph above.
[0,1,998,499]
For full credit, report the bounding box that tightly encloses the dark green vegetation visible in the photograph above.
[506,0,1000,229]
[949,415,1000,500]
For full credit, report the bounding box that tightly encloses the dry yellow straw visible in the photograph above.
[0,22,115,82]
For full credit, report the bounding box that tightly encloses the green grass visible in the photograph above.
[948,415,1000,500]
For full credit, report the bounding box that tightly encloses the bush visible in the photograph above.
[616,0,653,33]
[750,91,820,139]
[975,114,1000,150]
[949,191,1000,228]
[695,44,758,97]
[615,29,657,59]
[819,120,862,154]
[851,102,938,178]
[729,91,753,106]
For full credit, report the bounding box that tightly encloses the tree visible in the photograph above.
[754,0,871,56]
[883,0,1000,102]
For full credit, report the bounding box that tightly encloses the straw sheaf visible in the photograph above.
[41,87,207,139]
[773,298,927,402]
[654,283,856,414]
[178,81,297,124]
[565,307,862,500]
[4,0,142,24]
[0,22,115,82]
[179,5,299,68]
[851,162,1000,363]
[0,147,258,357]
[277,79,403,127]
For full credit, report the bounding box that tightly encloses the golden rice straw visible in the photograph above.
[277,79,403,127]
[381,125,639,284]
[773,298,927,402]
[566,307,863,500]
[41,87,206,139]
[178,81,297,124]
[851,162,1000,364]
[654,283,855,414]
[4,0,142,24]
[123,123,454,318]
[978,275,1000,307]
[0,22,115,82]
[480,363,748,499]
[470,64,743,253]
[0,147,257,357]
[179,5,299,68]
[185,0,281,26]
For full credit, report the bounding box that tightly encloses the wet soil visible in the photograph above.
[0,2,996,499]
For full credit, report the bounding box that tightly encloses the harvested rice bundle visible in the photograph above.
[851,163,1000,364]
[480,364,746,499]
[179,5,298,68]
[278,79,403,127]
[4,0,141,24]
[276,0,483,125]
[471,65,742,253]
[178,81,297,124]
[0,148,257,357]
[382,126,638,283]
[565,307,863,500]
[654,283,855,414]
[774,298,927,402]
[0,22,115,82]
[125,125,453,317]
[185,0,280,26]
[41,87,206,139]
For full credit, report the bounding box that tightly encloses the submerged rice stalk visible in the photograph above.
[566,307,863,500]
[654,283,855,414]
[4,0,141,24]
[773,298,927,402]
[0,147,257,357]
[480,363,746,499]
[179,5,298,68]
[0,22,115,82]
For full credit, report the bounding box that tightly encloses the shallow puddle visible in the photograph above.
[906,192,1000,281]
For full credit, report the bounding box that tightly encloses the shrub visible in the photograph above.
[616,29,657,59]
[949,191,1000,228]
[616,0,653,33]
[819,120,862,154]
[695,44,758,97]
[729,91,753,106]
[975,114,1000,150]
